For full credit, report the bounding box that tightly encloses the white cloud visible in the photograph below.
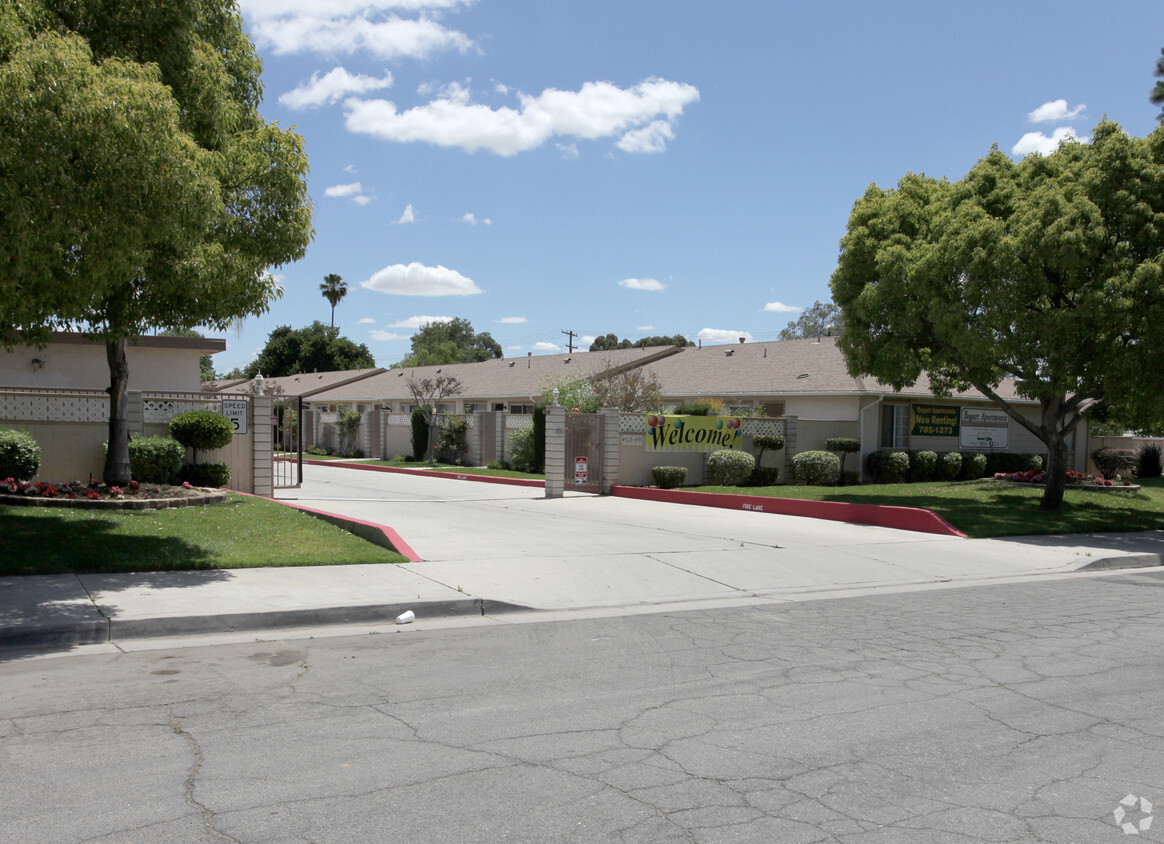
[532,342,561,352]
[353,195,374,206]
[1028,99,1085,123]
[369,330,410,342]
[395,203,416,224]
[460,212,492,225]
[238,1,475,60]
[1011,126,1085,157]
[364,263,482,296]
[636,325,654,331]
[698,328,753,344]
[280,67,394,109]
[343,164,358,173]
[763,301,800,313]
[616,119,675,154]
[357,317,377,324]
[619,277,666,292]
[580,335,596,346]
[389,315,454,328]
[495,316,527,324]
[325,182,364,197]
[506,345,524,351]
[344,77,699,156]
[557,142,580,160]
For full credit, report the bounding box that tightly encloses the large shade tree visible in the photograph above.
[778,300,840,340]
[396,317,502,368]
[245,322,376,378]
[831,120,1164,512]
[0,1,313,484]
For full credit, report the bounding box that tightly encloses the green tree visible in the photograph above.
[588,333,690,351]
[320,273,347,328]
[0,1,313,485]
[588,333,632,352]
[406,373,464,464]
[778,300,840,340]
[830,120,1164,512]
[244,322,376,378]
[1152,47,1164,123]
[396,318,502,367]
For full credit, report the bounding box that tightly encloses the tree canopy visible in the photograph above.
[588,333,692,352]
[0,0,313,483]
[1152,47,1164,122]
[830,120,1164,511]
[778,301,840,340]
[396,318,502,368]
[245,322,376,378]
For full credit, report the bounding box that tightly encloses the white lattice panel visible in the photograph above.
[0,393,109,422]
[386,413,412,427]
[505,414,533,431]
[620,415,647,433]
[742,418,783,437]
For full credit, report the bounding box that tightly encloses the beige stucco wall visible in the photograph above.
[784,395,862,422]
[1,339,207,392]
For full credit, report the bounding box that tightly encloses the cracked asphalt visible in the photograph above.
[3,570,1163,843]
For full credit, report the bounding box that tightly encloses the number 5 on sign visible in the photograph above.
[221,400,248,435]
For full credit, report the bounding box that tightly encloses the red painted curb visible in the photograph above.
[610,486,968,537]
[240,491,424,562]
[301,459,545,489]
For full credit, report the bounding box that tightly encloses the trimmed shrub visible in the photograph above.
[935,451,962,482]
[747,466,780,486]
[792,450,841,486]
[335,407,361,456]
[671,400,720,416]
[706,449,755,486]
[507,425,537,472]
[982,452,1043,476]
[0,428,41,481]
[487,459,510,471]
[1137,444,1163,480]
[826,437,861,485]
[411,407,429,461]
[180,462,231,488]
[752,434,785,454]
[438,415,469,462]
[906,450,938,482]
[1091,447,1136,480]
[651,466,688,489]
[958,452,988,479]
[867,449,909,483]
[169,410,233,463]
[127,436,184,484]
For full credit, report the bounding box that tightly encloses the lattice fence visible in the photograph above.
[0,389,109,423]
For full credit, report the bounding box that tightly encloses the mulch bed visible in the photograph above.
[0,483,228,511]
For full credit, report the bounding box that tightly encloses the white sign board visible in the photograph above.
[960,407,1008,449]
[575,456,588,484]
[221,400,248,435]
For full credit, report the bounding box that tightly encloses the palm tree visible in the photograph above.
[1153,48,1164,122]
[320,273,347,328]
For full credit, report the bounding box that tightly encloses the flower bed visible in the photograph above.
[0,478,227,510]
[992,470,1140,493]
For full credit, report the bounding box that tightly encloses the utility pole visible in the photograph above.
[561,330,577,353]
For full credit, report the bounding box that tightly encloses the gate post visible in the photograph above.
[600,408,620,494]
[252,394,273,497]
[467,411,482,466]
[544,405,566,499]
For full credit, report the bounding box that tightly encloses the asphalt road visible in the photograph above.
[4,570,1163,843]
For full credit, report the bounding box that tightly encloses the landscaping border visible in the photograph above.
[302,458,546,488]
[0,489,228,511]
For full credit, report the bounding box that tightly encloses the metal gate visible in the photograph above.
[565,412,603,492]
[273,395,302,489]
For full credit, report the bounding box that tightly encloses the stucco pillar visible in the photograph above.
[544,405,566,498]
[467,411,482,466]
[600,408,620,494]
[127,391,143,437]
[783,415,798,482]
[252,394,273,497]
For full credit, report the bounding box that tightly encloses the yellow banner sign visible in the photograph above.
[645,414,744,452]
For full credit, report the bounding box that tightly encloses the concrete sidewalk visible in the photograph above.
[3,465,1163,649]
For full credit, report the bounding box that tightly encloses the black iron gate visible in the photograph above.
[565,412,603,492]
[273,395,302,489]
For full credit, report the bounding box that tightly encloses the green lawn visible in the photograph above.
[359,458,545,481]
[689,478,1164,538]
[0,493,406,576]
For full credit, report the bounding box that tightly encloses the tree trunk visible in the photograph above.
[103,337,132,486]
[1039,432,1070,512]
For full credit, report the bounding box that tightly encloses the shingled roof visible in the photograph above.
[309,345,683,404]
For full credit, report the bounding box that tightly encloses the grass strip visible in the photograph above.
[0,493,406,576]
[688,478,1164,538]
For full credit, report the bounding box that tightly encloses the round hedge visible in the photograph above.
[792,450,840,485]
[651,466,688,489]
[706,449,755,486]
[169,410,234,454]
[0,428,41,481]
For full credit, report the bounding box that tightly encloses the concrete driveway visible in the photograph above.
[276,464,1164,610]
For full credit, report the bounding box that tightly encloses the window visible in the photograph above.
[881,405,909,448]
[510,404,534,414]
[763,401,785,418]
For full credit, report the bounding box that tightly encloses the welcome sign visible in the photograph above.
[646,414,744,452]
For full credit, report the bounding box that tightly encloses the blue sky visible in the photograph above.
[216,0,1164,373]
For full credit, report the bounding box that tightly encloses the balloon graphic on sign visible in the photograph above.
[673,418,684,431]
